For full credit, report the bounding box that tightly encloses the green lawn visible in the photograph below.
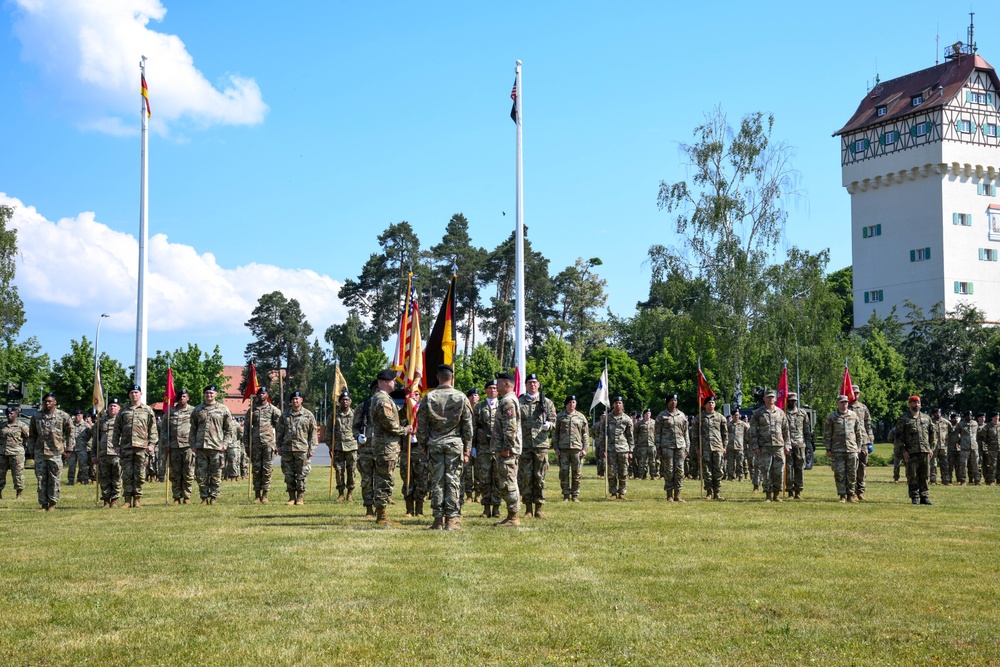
[2,462,997,666]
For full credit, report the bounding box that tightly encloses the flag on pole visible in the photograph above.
[697,367,715,407]
[591,366,610,411]
[393,276,418,384]
[141,73,151,118]
[776,366,790,410]
[841,364,856,403]
[333,362,348,401]
[92,364,105,414]
[424,275,457,389]
[510,78,518,123]
[243,361,261,402]
[164,367,176,408]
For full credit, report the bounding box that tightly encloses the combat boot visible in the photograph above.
[364,504,375,518]
[260,493,268,504]
[674,489,685,503]
[534,503,546,519]
[839,495,846,503]
[480,504,491,518]
[16,489,23,500]
[286,492,296,506]
[856,492,865,501]
[375,507,399,527]
[563,494,570,502]
[295,491,304,505]
[793,491,801,500]
[132,498,143,508]
[666,491,674,502]
[109,499,119,509]
[523,504,533,519]
[492,504,501,517]
[764,491,772,502]
[345,490,354,502]
[122,496,132,508]
[572,496,580,503]
[774,494,784,503]
[415,500,424,516]
[46,502,56,512]
[253,490,261,503]
[445,516,462,531]
[847,495,858,503]
[713,492,725,501]
[336,491,345,502]
[429,516,444,530]
[404,498,414,517]
[496,509,520,527]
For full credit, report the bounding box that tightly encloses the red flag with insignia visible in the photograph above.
[243,362,260,402]
[776,366,789,410]
[841,365,856,403]
[697,368,715,407]
[164,367,176,408]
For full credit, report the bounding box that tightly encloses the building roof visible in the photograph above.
[834,54,1000,137]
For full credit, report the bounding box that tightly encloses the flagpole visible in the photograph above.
[514,59,526,381]
[781,358,788,497]
[134,56,149,396]
[604,358,609,500]
[328,361,338,499]
[94,313,108,506]
[697,357,704,496]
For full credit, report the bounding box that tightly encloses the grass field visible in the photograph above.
[2,451,998,667]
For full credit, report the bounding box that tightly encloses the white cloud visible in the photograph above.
[10,0,267,134]
[2,193,347,336]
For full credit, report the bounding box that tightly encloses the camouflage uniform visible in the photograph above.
[598,413,633,497]
[67,420,92,484]
[0,418,29,497]
[491,391,522,516]
[161,403,195,502]
[146,424,162,482]
[329,405,357,497]
[398,406,427,514]
[930,415,952,485]
[245,399,280,497]
[593,416,606,478]
[750,405,789,498]
[655,407,689,498]
[698,411,727,497]
[371,390,406,510]
[417,384,474,524]
[277,406,318,500]
[113,402,158,503]
[946,419,962,483]
[236,422,249,478]
[727,418,749,480]
[224,419,243,479]
[190,402,233,501]
[980,420,1000,485]
[353,397,377,510]
[824,409,863,499]
[957,418,979,485]
[28,407,73,508]
[785,406,812,495]
[555,409,589,500]
[633,417,655,479]
[893,409,935,502]
[97,414,123,504]
[518,393,557,509]
[848,398,873,496]
[474,397,500,514]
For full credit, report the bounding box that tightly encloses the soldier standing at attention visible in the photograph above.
[277,390,317,506]
[28,392,73,511]
[113,385,158,509]
[190,385,232,505]
[67,409,92,485]
[980,412,1000,485]
[599,396,634,501]
[957,410,980,485]
[848,384,874,498]
[656,394,689,502]
[398,385,427,518]
[418,364,474,531]
[245,387,280,503]
[329,391,357,502]
[893,395,935,505]
[163,388,195,504]
[785,393,812,499]
[633,408,655,480]
[518,373,557,519]
[462,387,479,502]
[353,380,379,517]
[554,395,589,502]
[475,380,500,517]
[492,371,522,527]
[824,395,864,503]
[1,406,29,500]
[750,389,790,503]
[946,412,962,484]
[97,399,123,508]
[727,413,749,481]
[698,396,727,501]
[929,407,951,485]
[371,369,408,527]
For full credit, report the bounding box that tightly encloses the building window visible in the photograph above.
[910,247,931,261]
[987,124,999,137]
[979,248,998,262]
[851,138,869,153]
[967,91,993,105]
[954,281,974,295]
[958,119,973,134]
[864,290,884,303]
[912,121,930,137]
[876,105,887,117]
[880,130,899,145]
[911,95,923,106]
[862,224,882,238]
[953,213,972,226]
[978,183,996,197]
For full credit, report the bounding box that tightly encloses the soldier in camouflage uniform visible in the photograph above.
[162,388,195,504]
[328,391,357,502]
[655,394,689,502]
[980,412,1000,485]
[492,371,522,527]
[417,364,474,530]
[223,413,243,481]
[593,413,607,478]
[727,414,749,481]
[848,385,874,498]
[750,389,790,503]
[277,390,317,506]
[462,387,479,502]
[824,395,864,503]
[554,395,589,502]
[399,386,427,518]
[633,408,654,480]
[245,387,280,503]
[147,415,163,483]
[946,412,962,484]
[929,407,951,485]
[371,370,408,526]
[97,399,123,507]
[784,393,812,499]
[599,396,634,500]
[956,411,979,485]
[113,385,159,508]
[190,385,233,504]
[1,406,29,500]
[353,380,378,517]
[518,374,557,518]
[28,392,73,511]
[67,409,92,485]
[698,396,727,500]
[474,380,500,517]
[893,396,935,504]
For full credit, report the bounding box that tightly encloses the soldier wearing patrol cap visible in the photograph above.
[67,409,92,485]
[957,410,980,485]
[598,395,634,499]
[848,384,874,499]
[698,395,727,500]
[97,398,123,507]
[353,379,380,517]
[981,412,1000,485]
[655,393,689,501]
[328,389,356,502]
[28,392,73,511]
[474,380,501,517]
[893,395,935,505]
[492,371,522,527]
[113,384,158,508]
[750,389,790,502]
[370,369,409,527]
[784,392,812,499]
[1,406,29,500]
[190,384,233,505]
[518,373,557,519]
[554,395,589,501]
[163,388,196,504]
[462,387,479,503]
[825,395,863,502]
[929,407,951,485]
[277,389,317,506]
[633,407,655,480]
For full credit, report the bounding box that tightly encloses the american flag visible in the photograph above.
[510,78,518,123]
[393,281,422,388]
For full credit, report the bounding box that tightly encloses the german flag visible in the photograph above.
[142,73,151,118]
[424,274,457,389]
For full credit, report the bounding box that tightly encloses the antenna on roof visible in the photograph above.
[968,12,976,54]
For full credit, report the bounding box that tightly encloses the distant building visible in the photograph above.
[835,40,1000,326]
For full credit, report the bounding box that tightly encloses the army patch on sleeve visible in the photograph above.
[506,409,514,418]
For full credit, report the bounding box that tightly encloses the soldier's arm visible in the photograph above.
[148,410,159,447]
[625,419,634,452]
[460,402,474,453]
[309,414,318,456]
[415,399,430,447]
[27,417,37,450]
[581,418,590,452]
[823,417,833,453]
[112,413,123,448]
[863,408,873,443]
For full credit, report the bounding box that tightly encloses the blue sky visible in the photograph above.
[1,1,995,368]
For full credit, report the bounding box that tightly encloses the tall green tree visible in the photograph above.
[656,107,799,408]
[826,266,854,334]
[454,344,503,394]
[324,310,380,379]
[962,330,1000,414]
[0,204,25,342]
[525,335,584,406]
[553,257,609,353]
[429,213,487,355]
[345,345,389,395]
[48,337,130,411]
[244,291,314,408]
[0,336,51,404]
[574,347,647,418]
[147,344,228,407]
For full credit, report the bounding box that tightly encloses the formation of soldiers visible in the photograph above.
[2,373,995,519]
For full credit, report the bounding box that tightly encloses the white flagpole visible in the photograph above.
[514,59,526,378]
[135,55,150,395]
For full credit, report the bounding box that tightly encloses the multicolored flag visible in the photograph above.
[776,365,789,410]
[510,78,517,123]
[424,275,457,389]
[697,367,715,407]
[841,364,856,403]
[243,361,261,402]
[141,73,151,118]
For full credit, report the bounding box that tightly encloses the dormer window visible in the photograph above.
[876,105,887,117]
[911,94,923,107]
